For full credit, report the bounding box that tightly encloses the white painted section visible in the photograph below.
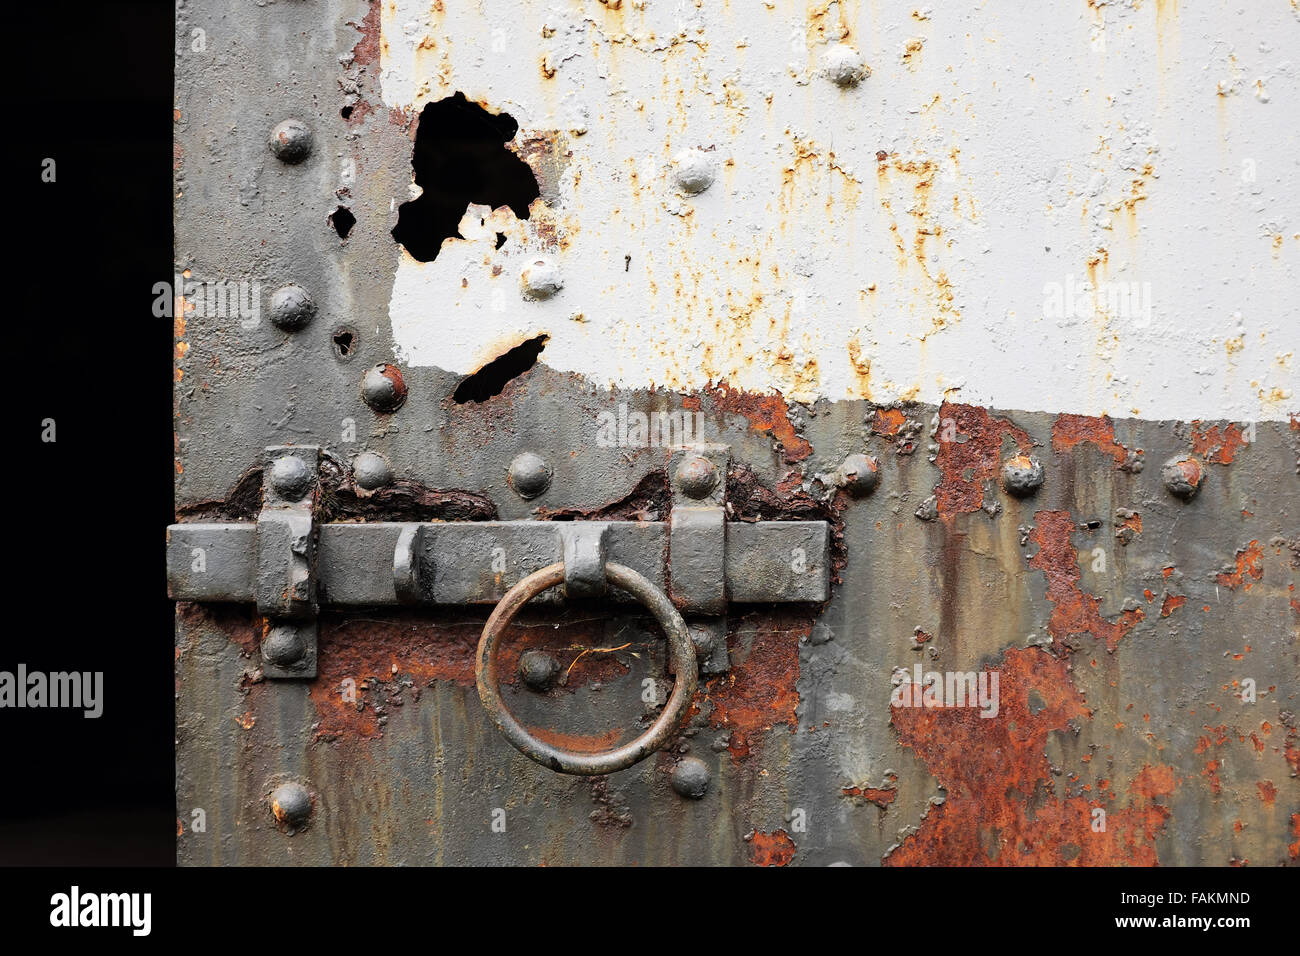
[381,0,1299,420]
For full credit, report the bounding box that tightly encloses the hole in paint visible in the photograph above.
[495,233,507,250]
[341,105,354,120]
[331,206,356,239]
[391,91,540,262]
[332,327,357,360]
[452,334,548,404]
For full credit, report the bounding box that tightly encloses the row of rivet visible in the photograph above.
[269,749,715,832]
[835,451,1207,502]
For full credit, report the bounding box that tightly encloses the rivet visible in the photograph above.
[518,650,560,691]
[268,283,316,332]
[1001,454,1045,497]
[361,363,408,413]
[508,452,552,499]
[261,624,306,667]
[268,119,313,164]
[352,451,393,490]
[1162,455,1204,500]
[520,257,563,300]
[269,782,313,828]
[268,455,312,501]
[823,44,870,86]
[672,148,716,195]
[839,453,880,497]
[670,756,711,800]
[675,455,718,498]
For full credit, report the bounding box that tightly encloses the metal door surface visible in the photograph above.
[169,0,1299,866]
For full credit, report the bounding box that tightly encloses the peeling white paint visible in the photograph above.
[382,0,1299,420]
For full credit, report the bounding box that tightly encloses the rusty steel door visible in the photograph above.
[169,0,1299,866]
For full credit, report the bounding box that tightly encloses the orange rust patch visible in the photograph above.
[886,647,1174,866]
[1211,538,1263,590]
[842,785,898,808]
[1159,594,1186,618]
[525,726,624,754]
[308,613,629,742]
[1190,421,1248,464]
[750,829,796,866]
[1203,760,1222,796]
[1216,540,1263,591]
[1117,512,1142,534]
[706,383,812,463]
[872,407,907,436]
[1257,780,1278,805]
[1290,814,1299,860]
[349,0,382,66]
[933,402,1032,515]
[1029,511,1144,653]
[1051,413,1135,467]
[703,610,807,762]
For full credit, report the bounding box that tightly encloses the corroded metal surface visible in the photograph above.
[175,386,1299,865]
[173,1,1298,865]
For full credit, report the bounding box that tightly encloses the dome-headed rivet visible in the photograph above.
[672,147,717,195]
[268,119,313,164]
[352,451,393,490]
[269,782,313,828]
[675,455,718,499]
[823,44,870,86]
[1001,454,1045,497]
[361,363,408,413]
[840,453,880,497]
[268,455,312,501]
[1162,455,1204,500]
[520,257,563,300]
[508,452,552,499]
[262,625,306,666]
[518,650,560,691]
[670,756,712,800]
[268,283,316,332]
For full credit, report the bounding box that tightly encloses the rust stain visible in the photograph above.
[702,610,807,762]
[307,613,634,741]
[1190,421,1248,464]
[1257,780,1278,805]
[525,726,624,754]
[933,402,1033,516]
[1029,511,1144,652]
[750,829,796,866]
[887,647,1175,865]
[842,785,898,808]
[706,382,812,463]
[349,0,382,67]
[871,407,907,436]
[1159,593,1186,618]
[1051,413,1141,469]
[1216,540,1263,591]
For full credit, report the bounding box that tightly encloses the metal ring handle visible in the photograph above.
[475,562,698,775]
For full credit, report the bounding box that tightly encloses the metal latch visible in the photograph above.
[167,443,831,772]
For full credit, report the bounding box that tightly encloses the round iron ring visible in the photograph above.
[475,562,698,775]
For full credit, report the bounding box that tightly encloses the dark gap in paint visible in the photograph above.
[452,334,549,404]
[392,91,540,262]
[331,206,356,239]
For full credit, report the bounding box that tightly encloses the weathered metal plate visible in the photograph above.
[173,0,1298,866]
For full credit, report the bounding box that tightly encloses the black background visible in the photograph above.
[6,0,175,865]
